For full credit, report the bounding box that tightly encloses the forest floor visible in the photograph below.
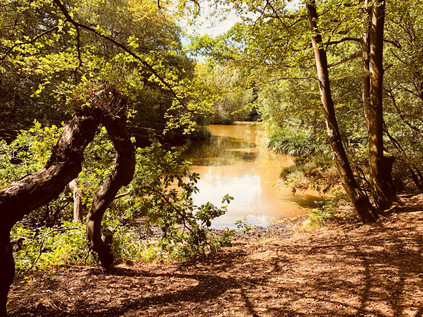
[7,194,423,316]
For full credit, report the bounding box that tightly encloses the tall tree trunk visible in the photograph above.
[86,90,136,270]
[306,1,378,223]
[362,0,372,130]
[366,0,396,209]
[0,106,102,316]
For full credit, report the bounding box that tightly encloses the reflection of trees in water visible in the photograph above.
[183,135,257,166]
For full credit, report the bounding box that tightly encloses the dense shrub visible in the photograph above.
[4,123,234,275]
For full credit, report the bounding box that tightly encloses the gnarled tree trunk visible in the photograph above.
[0,87,134,315]
[85,90,136,270]
[0,106,102,316]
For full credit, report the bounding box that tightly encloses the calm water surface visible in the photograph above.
[184,122,322,228]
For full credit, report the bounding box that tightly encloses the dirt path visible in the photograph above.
[8,195,423,316]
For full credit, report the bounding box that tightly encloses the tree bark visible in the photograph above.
[306,1,378,223]
[362,0,372,130]
[0,87,134,314]
[85,90,136,270]
[367,0,396,209]
[0,231,13,317]
[0,106,102,316]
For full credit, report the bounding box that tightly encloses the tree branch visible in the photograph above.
[142,186,196,235]
[265,0,292,36]
[52,0,184,106]
[114,190,131,200]
[386,88,423,137]
[383,38,401,49]
[0,25,59,63]
[325,37,361,46]
[328,51,361,68]
[22,227,81,275]
[74,26,83,76]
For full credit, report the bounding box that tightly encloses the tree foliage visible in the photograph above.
[0,0,228,313]
[3,124,233,273]
[0,0,215,137]
[188,0,423,219]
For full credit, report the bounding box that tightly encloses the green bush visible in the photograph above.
[12,221,93,274]
[267,128,324,158]
[267,128,338,194]
[6,122,234,275]
[300,199,345,231]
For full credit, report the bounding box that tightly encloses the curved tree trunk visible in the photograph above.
[0,106,102,316]
[306,1,378,223]
[86,90,136,270]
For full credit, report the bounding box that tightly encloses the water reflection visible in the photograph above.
[184,123,321,228]
[184,135,257,166]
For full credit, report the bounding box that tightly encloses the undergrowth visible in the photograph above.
[267,128,339,195]
[299,198,360,231]
[6,122,236,277]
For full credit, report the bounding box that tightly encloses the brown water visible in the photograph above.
[184,122,322,228]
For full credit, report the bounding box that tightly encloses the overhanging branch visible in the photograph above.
[52,0,184,106]
[0,25,59,63]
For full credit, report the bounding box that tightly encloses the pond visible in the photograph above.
[183,122,323,228]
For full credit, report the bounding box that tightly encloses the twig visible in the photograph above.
[308,244,346,252]
[142,185,196,235]
[266,0,292,36]
[74,26,83,78]
[114,190,131,200]
[328,51,361,68]
[21,227,81,275]
[0,25,59,63]
[325,37,361,46]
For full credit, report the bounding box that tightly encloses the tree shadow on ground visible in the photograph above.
[8,201,423,316]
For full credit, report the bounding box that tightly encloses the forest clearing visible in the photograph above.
[8,194,423,316]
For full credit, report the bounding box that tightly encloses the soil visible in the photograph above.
[7,194,423,316]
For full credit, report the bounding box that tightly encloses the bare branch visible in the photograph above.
[142,186,196,235]
[262,13,305,20]
[332,15,348,34]
[114,191,130,200]
[266,0,292,36]
[383,38,401,49]
[22,227,81,275]
[73,26,83,80]
[325,37,361,46]
[386,88,423,137]
[253,2,269,30]
[328,51,361,68]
